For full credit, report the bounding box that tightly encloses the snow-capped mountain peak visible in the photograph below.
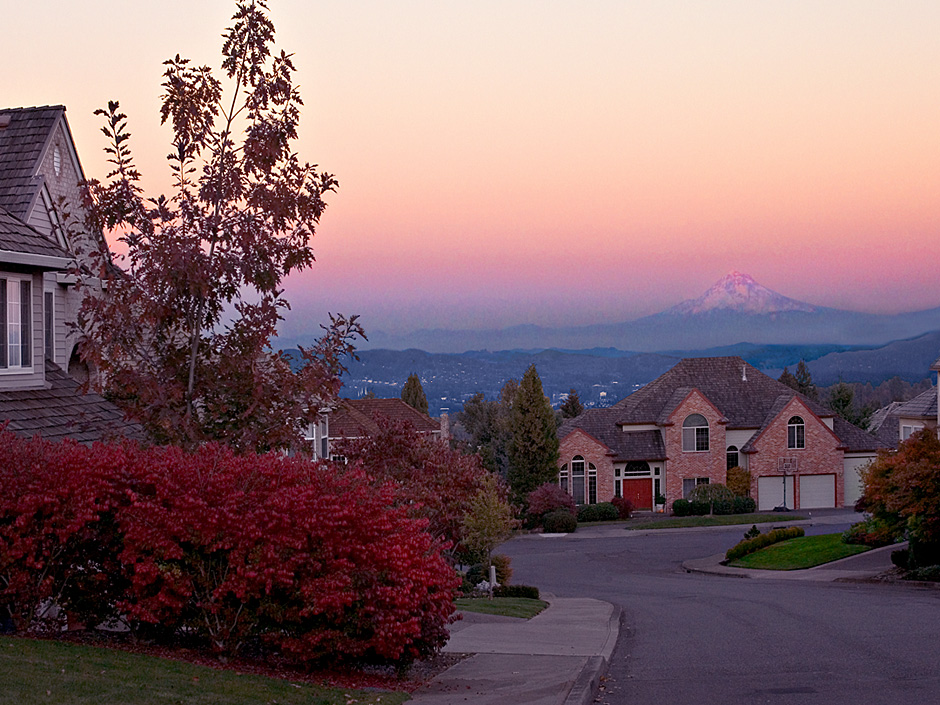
[667,271,817,315]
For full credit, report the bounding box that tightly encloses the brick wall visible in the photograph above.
[663,391,727,503]
[747,399,844,508]
[558,429,615,503]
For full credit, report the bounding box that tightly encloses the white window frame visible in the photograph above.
[787,416,805,449]
[0,276,33,373]
[44,289,55,363]
[682,414,709,452]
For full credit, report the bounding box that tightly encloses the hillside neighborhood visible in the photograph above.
[2,3,940,705]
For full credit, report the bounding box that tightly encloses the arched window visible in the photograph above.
[727,445,739,470]
[682,414,709,452]
[568,456,597,505]
[559,463,569,493]
[788,416,805,449]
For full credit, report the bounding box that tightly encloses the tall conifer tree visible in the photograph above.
[401,373,429,415]
[508,365,560,505]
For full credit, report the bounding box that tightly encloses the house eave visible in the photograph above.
[0,250,73,270]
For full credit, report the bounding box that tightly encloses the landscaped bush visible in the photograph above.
[843,517,900,548]
[526,483,576,525]
[493,584,540,599]
[712,499,734,515]
[732,496,757,514]
[687,483,735,513]
[576,502,619,523]
[611,496,634,520]
[0,430,459,666]
[672,499,691,516]
[689,500,711,516]
[542,510,577,533]
[726,466,752,497]
[725,526,805,562]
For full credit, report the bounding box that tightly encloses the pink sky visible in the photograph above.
[5,1,940,343]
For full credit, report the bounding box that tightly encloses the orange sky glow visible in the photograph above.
[5,1,940,344]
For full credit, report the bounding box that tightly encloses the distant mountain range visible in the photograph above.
[363,271,940,353]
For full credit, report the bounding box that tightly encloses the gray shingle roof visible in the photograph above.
[0,360,146,444]
[562,357,887,459]
[330,398,440,439]
[0,106,63,220]
[613,356,832,428]
[560,408,667,462]
[0,205,71,260]
[894,386,937,419]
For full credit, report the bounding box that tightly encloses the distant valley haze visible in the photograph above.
[280,271,940,355]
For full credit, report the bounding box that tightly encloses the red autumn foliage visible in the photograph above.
[332,419,497,559]
[0,429,457,664]
[526,482,576,520]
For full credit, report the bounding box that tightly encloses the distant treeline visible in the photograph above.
[818,376,933,411]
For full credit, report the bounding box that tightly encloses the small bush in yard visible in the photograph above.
[527,483,576,523]
[689,500,711,516]
[542,510,577,533]
[712,499,734,515]
[672,499,691,516]
[493,584,540,599]
[843,517,900,548]
[576,502,620,523]
[725,527,805,562]
[744,525,762,540]
[611,496,634,519]
[733,496,757,514]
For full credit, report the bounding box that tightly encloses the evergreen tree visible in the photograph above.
[458,384,514,477]
[827,381,873,430]
[560,388,584,419]
[778,366,799,393]
[794,360,818,401]
[401,373,429,415]
[508,365,560,506]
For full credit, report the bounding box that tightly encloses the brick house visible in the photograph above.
[0,106,143,442]
[558,357,885,511]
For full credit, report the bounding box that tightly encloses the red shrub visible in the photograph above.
[611,496,634,520]
[526,483,576,520]
[0,431,458,664]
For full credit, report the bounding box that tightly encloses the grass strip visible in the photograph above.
[728,532,871,570]
[0,636,406,705]
[627,513,806,530]
[455,597,548,619]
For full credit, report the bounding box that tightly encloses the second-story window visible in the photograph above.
[788,416,805,449]
[682,414,709,452]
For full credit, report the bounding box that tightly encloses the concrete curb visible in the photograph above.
[564,604,622,705]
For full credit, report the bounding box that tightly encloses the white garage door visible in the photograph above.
[843,462,866,508]
[799,474,835,509]
[758,476,795,511]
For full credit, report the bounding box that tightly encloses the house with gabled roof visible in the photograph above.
[306,397,442,461]
[558,357,886,512]
[0,105,143,443]
[869,357,940,449]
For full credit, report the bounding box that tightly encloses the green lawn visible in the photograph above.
[728,532,872,570]
[0,637,407,705]
[627,513,806,530]
[455,597,548,619]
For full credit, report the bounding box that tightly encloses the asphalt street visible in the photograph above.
[499,518,940,705]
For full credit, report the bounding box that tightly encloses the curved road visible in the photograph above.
[499,520,940,705]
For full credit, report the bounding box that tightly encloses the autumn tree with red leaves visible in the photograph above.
[77,0,361,452]
[332,419,504,560]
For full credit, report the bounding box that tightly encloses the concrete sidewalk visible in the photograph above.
[683,541,903,581]
[408,596,620,705]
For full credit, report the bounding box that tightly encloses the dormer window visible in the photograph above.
[788,416,805,449]
[682,414,709,452]
[0,277,32,371]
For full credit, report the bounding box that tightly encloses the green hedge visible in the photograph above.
[725,526,806,562]
[493,584,540,599]
[543,510,577,533]
[576,502,620,522]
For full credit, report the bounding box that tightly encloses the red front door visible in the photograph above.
[622,478,653,510]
